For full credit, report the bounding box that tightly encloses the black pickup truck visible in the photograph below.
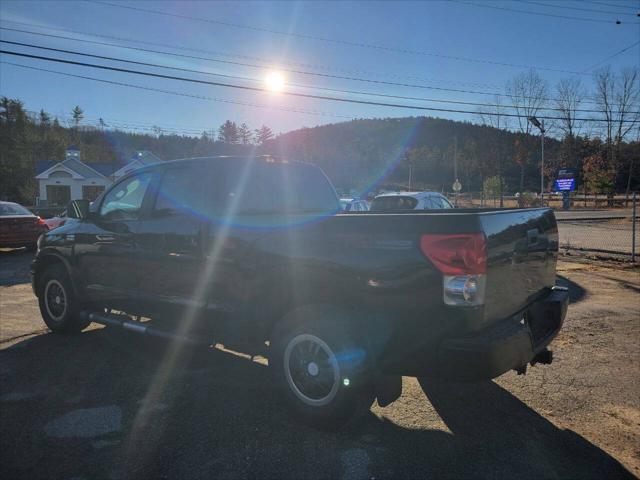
[32,156,568,427]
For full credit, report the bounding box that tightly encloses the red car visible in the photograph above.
[0,201,48,250]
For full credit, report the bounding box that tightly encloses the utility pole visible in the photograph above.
[405,150,413,191]
[528,116,546,207]
[632,192,637,263]
[540,119,545,207]
[453,136,458,207]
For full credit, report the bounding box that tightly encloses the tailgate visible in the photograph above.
[480,208,558,322]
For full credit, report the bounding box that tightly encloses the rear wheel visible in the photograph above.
[37,264,90,333]
[272,305,374,429]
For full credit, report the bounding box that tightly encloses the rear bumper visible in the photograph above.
[0,232,40,248]
[437,287,569,380]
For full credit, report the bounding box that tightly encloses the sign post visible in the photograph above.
[452,179,462,207]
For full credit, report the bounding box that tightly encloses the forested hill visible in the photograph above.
[2,96,638,205]
[266,116,560,194]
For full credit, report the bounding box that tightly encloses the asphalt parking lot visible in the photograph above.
[1,248,639,479]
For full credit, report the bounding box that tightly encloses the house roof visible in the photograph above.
[63,157,106,178]
[36,151,162,179]
[36,160,57,175]
[88,163,119,177]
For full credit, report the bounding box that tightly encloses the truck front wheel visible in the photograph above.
[271,305,374,429]
[37,264,90,333]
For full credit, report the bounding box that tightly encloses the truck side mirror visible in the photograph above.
[67,199,91,220]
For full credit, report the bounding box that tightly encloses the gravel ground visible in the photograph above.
[1,248,639,479]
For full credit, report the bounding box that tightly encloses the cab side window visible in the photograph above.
[153,167,205,217]
[100,172,153,221]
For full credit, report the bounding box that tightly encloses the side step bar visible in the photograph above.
[80,311,209,345]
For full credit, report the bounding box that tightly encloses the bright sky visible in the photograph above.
[0,0,638,136]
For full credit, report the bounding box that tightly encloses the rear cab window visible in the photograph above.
[213,160,340,216]
[371,196,418,211]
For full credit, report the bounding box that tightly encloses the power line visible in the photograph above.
[1,61,354,120]
[1,25,620,107]
[2,49,634,123]
[580,40,640,72]
[4,39,636,115]
[0,20,497,90]
[87,0,615,73]
[521,0,640,16]
[454,0,640,24]
[585,1,640,12]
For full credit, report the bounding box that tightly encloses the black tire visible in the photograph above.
[271,305,374,429]
[37,264,90,333]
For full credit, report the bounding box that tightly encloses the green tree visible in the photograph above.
[483,176,504,206]
[0,97,36,203]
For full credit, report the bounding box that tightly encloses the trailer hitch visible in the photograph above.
[514,348,553,375]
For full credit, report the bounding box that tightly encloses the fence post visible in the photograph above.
[632,192,637,263]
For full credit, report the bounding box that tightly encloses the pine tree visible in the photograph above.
[217,120,239,144]
[71,106,84,128]
[39,109,51,128]
[254,125,274,145]
[238,123,252,144]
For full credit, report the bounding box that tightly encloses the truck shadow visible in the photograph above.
[556,274,587,303]
[0,328,633,479]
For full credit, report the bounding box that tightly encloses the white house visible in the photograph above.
[36,147,162,206]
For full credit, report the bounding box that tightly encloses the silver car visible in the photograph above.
[370,191,453,211]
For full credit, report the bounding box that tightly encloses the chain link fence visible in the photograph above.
[445,192,639,261]
[557,216,638,260]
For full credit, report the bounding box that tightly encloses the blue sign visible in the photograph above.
[554,178,576,191]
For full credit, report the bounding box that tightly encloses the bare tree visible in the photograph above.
[476,95,509,206]
[506,69,548,135]
[555,78,585,139]
[614,68,640,151]
[594,66,640,200]
[505,69,548,197]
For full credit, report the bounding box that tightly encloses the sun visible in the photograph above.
[265,71,286,92]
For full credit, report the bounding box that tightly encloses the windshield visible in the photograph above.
[0,203,32,216]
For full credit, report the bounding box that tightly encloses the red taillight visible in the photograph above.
[36,216,48,230]
[420,233,486,275]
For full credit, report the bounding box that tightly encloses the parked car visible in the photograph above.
[32,156,567,428]
[340,197,369,212]
[0,201,48,250]
[370,191,453,211]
